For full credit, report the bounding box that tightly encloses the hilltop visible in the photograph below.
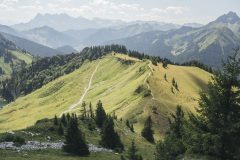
[0,52,211,138]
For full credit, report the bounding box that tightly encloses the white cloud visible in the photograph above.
[0,0,190,24]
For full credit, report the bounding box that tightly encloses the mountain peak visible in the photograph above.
[215,11,240,24]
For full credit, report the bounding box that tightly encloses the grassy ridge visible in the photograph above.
[0,54,211,140]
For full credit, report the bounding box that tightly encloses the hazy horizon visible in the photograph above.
[0,0,239,25]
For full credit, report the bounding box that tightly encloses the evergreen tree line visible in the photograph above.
[155,51,240,160]
[181,60,213,73]
[53,100,124,156]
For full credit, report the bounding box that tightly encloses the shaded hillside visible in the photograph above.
[109,12,240,68]
[23,26,77,48]
[0,33,33,79]
[1,32,60,56]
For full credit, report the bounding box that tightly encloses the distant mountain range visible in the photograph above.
[11,13,180,32]
[109,11,240,67]
[0,12,239,67]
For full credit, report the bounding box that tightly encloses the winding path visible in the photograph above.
[144,63,155,99]
[60,62,100,117]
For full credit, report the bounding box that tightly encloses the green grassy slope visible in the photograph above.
[0,54,211,140]
[0,50,33,79]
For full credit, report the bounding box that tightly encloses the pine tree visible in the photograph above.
[175,82,179,91]
[58,123,64,136]
[164,74,167,81]
[130,124,134,133]
[89,102,94,119]
[54,115,58,125]
[172,78,175,86]
[95,100,107,128]
[100,116,124,151]
[81,101,87,119]
[171,86,174,93]
[125,140,143,160]
[184,51,240,160]
[66,113,71,122]
[141,116,154,143]
[61,114,67,127]
[63,116,89,156]
[155,106,185,160]
[126,119,130,128]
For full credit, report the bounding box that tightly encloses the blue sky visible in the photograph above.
[0,0,239,25]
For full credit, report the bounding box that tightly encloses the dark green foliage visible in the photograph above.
[141,116,154,143]
[89,102,94,119]
[151,59,158,66]
[63,115,89,156]
[143,89,151,97]
[112,111,117,120]
[164,74,167,81]
[13,135,26,146]
[100,116,124,151]
[121,155,126,160]
[175,82,179,91]
[53,115,58,125]
[87,119,96,131]
[182,60,213,73]
[58,123,64,136]
[0,83,14,103]
[171,86,174,94]
[162,61,168,68]
[123,141,143,160]
[95,100,107,128]
[135,85,151,97]
[61,114,67,127]
[126,119,134,132]
[81,101,87,119]
[130,124,134,133]
[172,78,175,86]
[126,119,130,128]
[0,133,25,146]
[184,51,240,160]
[156,106,185,160]
[66,113,71,122]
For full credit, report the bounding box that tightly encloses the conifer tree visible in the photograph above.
[63,116,89,156]
[100,116,124,151]
[172,78,175,86]
[66,113,71,122]
[164,74,167,81]
[54,115,58,125]
[175,82,179,91]
[126,119,130,128]
[61,114,67,127]
[125,140,143,160]
[155,106,185,160]
[95,100,107,128]
[81,101,87,119]
[130,124,134,133]
[58,123,64,136]
[141,116,154,143]
[89,102,94,119]
[184,51,240,160]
